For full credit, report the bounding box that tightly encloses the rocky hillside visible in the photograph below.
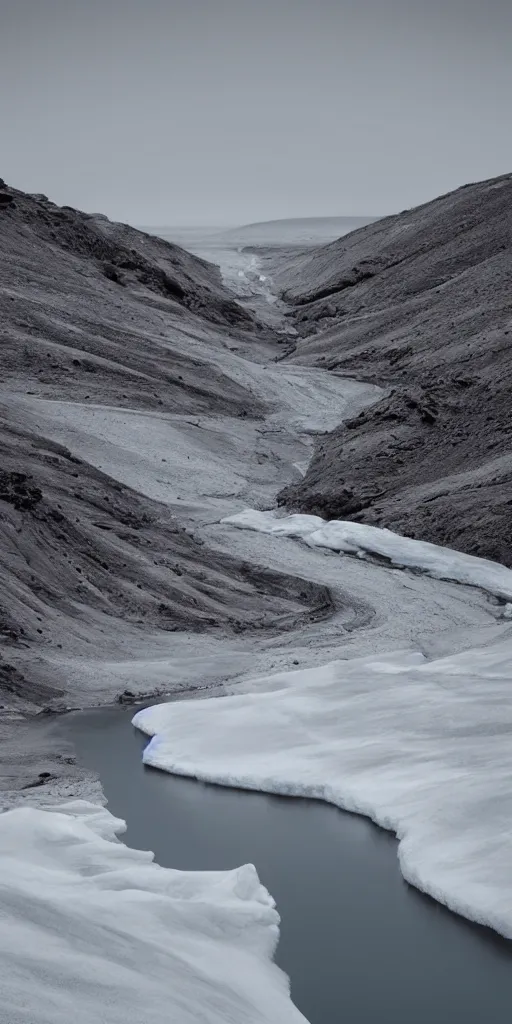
[275,173,512,565]
[0,181,331,712]
[0,180,262,416]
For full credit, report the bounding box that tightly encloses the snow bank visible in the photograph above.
[134,636,512,940]
[222,509,512,600]
[0,800,305,1024]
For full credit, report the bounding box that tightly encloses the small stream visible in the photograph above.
[63,705,512,1024]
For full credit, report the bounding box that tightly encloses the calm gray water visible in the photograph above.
[63,706,512,1024]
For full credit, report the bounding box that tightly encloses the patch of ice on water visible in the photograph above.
[134,635,512,940]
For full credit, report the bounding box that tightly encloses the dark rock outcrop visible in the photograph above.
[0,471,43,512]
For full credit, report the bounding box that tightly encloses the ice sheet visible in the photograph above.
[0,800,305,1024]
[134,636,512,939]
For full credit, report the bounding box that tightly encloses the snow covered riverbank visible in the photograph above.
[223,509,512,602]
[0,800,305,1024]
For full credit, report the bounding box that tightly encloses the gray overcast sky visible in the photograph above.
[1,0,511,225]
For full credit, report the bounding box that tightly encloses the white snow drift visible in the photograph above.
[0,800,305,1024]
[222,509,512,601]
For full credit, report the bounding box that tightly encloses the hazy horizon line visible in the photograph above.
[139,213,382,230]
